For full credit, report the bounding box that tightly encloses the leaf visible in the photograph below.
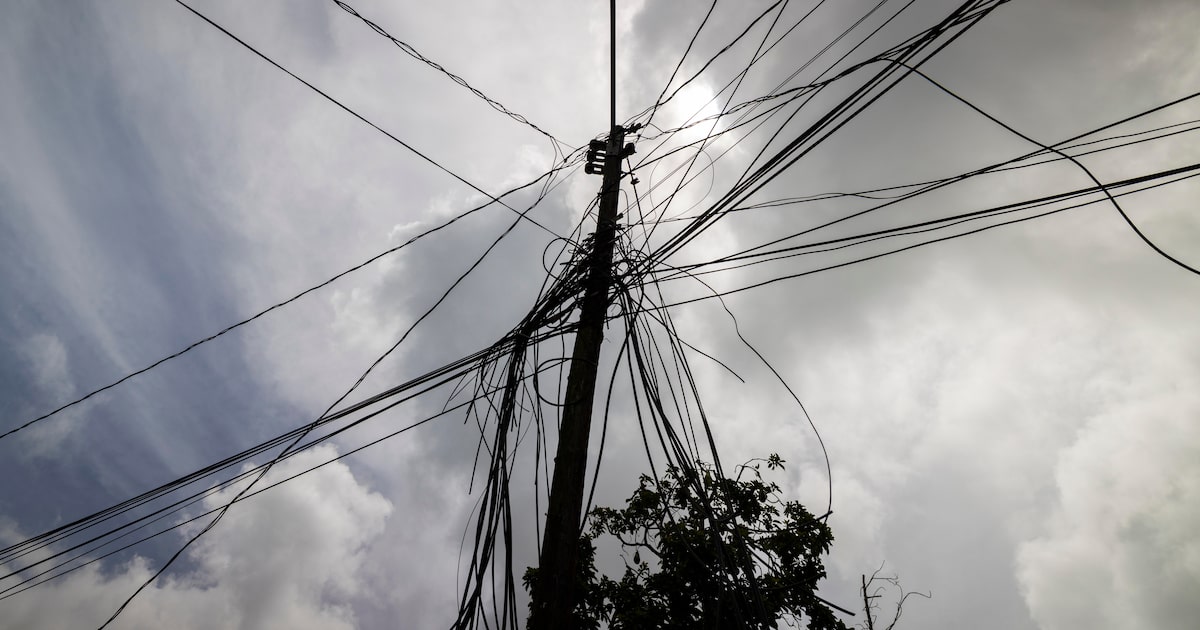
[545,456,847,630]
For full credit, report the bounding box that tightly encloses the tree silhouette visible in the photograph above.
[526,455,847,629]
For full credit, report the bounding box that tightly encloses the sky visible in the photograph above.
[1,0,1199,628]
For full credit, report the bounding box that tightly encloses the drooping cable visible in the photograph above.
[94,90,574,627]
[901,63,1200,277]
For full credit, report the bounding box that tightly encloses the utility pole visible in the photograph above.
[527,3,625,627]
[527,123,629,630]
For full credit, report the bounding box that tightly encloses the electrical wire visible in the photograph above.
[639,166,1200,314]
[901,63,1200,277]
[0,159,581,443]
[329,0,572,154]
[20,2,1198,629]
[173,0,564,239]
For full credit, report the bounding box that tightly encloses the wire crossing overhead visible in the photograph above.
[9,1,1200,629]
[330,0,571,152]
[0,1,593,444]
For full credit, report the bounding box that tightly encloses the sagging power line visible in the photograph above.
[6,2,1199,629]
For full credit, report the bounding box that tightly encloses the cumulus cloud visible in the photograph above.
[1017,358,1200,630]
[0,445,392,630]
[3,1,1199,629]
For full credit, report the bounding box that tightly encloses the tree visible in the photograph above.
[856,565,929,630]
[525,455,847,629]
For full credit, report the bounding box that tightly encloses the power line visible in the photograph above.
[694,89,1200,268]
[617,0,910,257]
[631,0,787,133]
[0,339,503,573]
[644,1,1006,271]
[0,0,596,440]
[639,165,1200,312]
[94,113,576,627]
[633,0,796,248]
[639,114,1200,225]
[900,63,1200,277]
[640,0,721,133]
[329,0,571,153]
[655,161,1200,281]
[630,0,907,174]
[172,0,561,238]
[609,0,943,272]
[0,162,576,443]
[0,350,571,601]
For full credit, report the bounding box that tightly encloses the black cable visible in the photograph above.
[630,0,908,175]
[0,161,576,443]
[2,357,571,601]
[642,167,1200,313]
[643,1,1007,272]
[641,0,721,133]
[647,0,793,236]
[902,64,1200,277]
[683,88,1200,268]
[0,5,590,443]
[0,339,504,582]
[658,162,1200,279]
[644,1,944,259]
[96,55,575,624]
[173,0,562,239]
[329,0,571,153]
[625,253,835,515]
[633,1,786,134]
[642,116,1200,225]
[677,62,1200,280]
[0,329,530,567]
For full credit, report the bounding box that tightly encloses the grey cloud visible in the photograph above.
[0,445,391,630]
[2,1,1199,629]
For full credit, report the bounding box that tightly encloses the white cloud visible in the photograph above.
[0,445,392,630]
[1017,359,1200,630]
[13,333,82,453]
[19,333,74,402]
[3,1,1200,628]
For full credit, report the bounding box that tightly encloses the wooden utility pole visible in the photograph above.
[527,3,623,627]
[527,123,626,630]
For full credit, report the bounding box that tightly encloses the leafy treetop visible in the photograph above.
[525,455,847,630]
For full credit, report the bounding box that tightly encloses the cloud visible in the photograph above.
[10,333,79,453]
[19,334,74,403]
[0,445,392,630]
[1017,357,1200,630]
[2,1,1199,629]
